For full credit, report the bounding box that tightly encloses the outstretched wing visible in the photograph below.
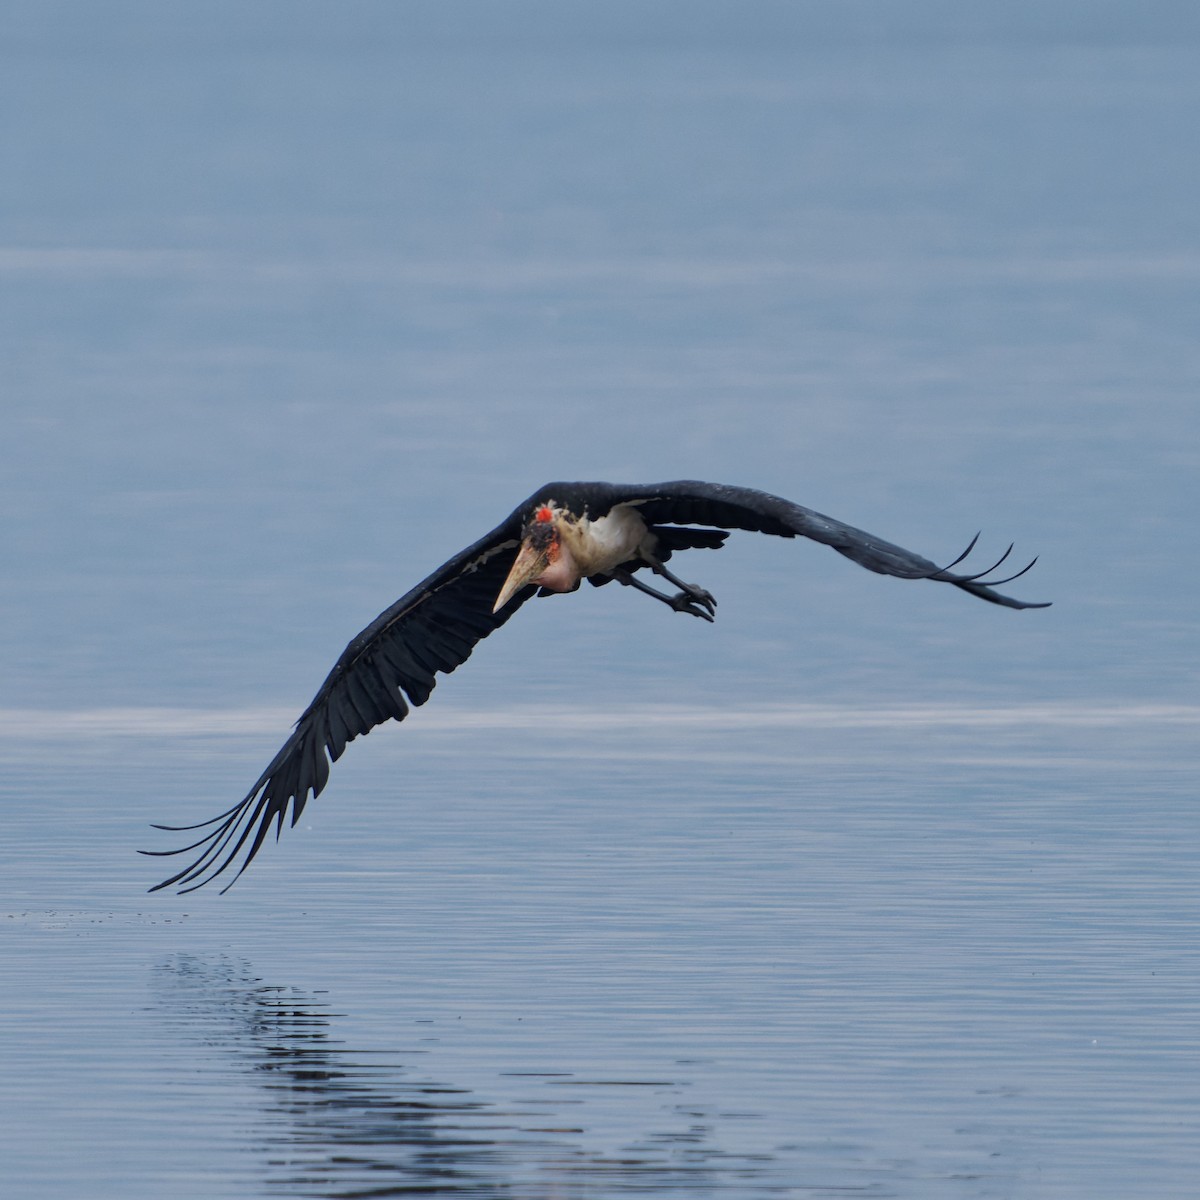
[582,480,1050,610]
[144,515,532,893]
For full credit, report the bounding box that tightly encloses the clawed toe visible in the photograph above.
[669,592,716,621]
[681,584,717,617]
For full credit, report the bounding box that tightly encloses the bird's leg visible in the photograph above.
[612,569,716,622]
[645,558,718,619]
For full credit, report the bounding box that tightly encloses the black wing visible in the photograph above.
[560,479,1050,610]
[144,510,534,893]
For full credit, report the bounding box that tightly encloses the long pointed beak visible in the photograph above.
[493,541,549,613]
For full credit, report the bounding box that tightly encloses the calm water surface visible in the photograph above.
[3,706,1198,1198]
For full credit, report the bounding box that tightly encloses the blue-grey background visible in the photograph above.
[2,3,1198,1197]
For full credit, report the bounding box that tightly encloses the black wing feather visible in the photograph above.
[573,480,1050,611]
[144,513,530,893]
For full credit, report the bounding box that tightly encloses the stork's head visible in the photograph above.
[493,502,579,612]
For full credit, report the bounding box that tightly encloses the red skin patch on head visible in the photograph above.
[535,506,553,523]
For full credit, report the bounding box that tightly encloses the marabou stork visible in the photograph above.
[145,480,1048,893]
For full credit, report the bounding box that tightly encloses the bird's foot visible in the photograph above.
[669,586,717,622]
[614,567,718,621]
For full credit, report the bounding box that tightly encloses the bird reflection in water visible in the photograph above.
[153,955,773,1198]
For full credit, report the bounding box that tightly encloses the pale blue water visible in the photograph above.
[3,4,1200,1197]
[3,707,1199,1197]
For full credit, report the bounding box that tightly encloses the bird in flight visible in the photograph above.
[144,479,1048,893]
